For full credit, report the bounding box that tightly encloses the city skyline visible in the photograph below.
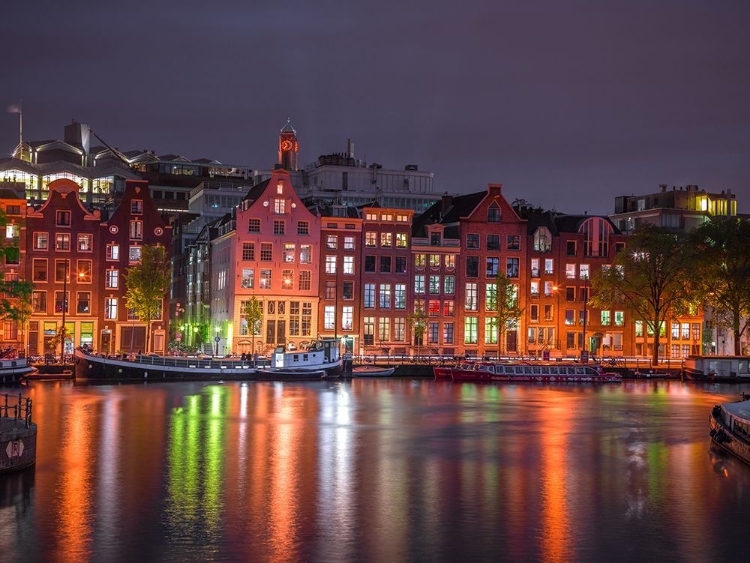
[2,0,749,215]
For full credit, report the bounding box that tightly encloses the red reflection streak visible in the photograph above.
[539,397,572,563]
[56,396,96,563]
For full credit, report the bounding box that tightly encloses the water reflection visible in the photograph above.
[3,380,750,563]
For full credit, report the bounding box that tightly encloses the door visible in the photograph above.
[101,330,111,355]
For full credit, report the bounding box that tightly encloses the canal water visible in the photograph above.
[1,379,749,563]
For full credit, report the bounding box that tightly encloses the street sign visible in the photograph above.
[214,336,221,343]
[5,439,24,458]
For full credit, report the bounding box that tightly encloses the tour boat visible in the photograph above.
[450,361,622,383]
[684,356,750,382]
[263,339,343,377]
[433,365,454,380]
[351,366,395,377]
[710,398,750,465]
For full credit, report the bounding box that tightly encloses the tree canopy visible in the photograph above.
[689,218,750,355]
[124,245,171,352]
[486,272,524,357]
[591,223,695,365]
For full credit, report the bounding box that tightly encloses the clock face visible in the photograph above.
[281,139,293,151]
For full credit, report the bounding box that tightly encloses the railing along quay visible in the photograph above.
[1,393,37,474]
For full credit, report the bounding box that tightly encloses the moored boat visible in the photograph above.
[709,398,750,465]
[352,366,395,377]
[0,358,38,385]
[266,338,343,377]
[684,355,750,382]
[255,368,326,381]
[450,361,622,383]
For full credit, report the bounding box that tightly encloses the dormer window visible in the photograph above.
[131,200,143,214]
[274,198,286,214]
[277,180,284,194]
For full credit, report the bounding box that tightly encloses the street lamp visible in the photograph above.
[582,275,589,362]
[552,285,561,351]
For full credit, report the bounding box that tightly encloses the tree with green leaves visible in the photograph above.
[408,304,428,359]
[689,217,750,356]
[486,272,524,357]
[124,245,171,353]
[245,295,263,362]
[591,224,695,365]
[0,280,33,355]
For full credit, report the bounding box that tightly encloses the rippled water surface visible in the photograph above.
[2,379,750,563]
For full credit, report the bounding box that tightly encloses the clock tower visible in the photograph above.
[278,118,298,171]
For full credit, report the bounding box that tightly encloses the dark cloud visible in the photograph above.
[2,0,749,214]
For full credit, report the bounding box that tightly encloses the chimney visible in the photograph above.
[347,139,354,158]
[659,184,667,193]
[441,193,453,216]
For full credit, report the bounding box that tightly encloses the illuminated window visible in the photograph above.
[282,269,293,289]
[396,233,407,247]
[342,307,353,331]
[365,232,377,247]
[378,318,390,341]
[129,246,142,263]
[107,244,119,261]
[241,269,254,289]
[445,255,455,269]
[105,270,119,289]
[326,235,338,249]
[78,234,92,252]
[465,283,478,311]
[325,255,337,274]
[414,275,425,294]
[300,245,312,263]
[415,253,426,268]
[283,243,295,262]
[344,236,355,250]
[274,199,286,214]
[343,256,354,274]
[429,276,440,294]
[129,220,143,240]
[485,318,498,344]
[77,292,90,314]
[259,269,272,289]
[394,284,406,309]
[105,298,118,319]
[32,291,47,313]
[364,284,375,308]
[55,233,71,251]
[444,276,455,295]
[379,284,391,309]
[464,317,478,344]
[131,200,143,214]
[380,233,392,247]
[34,232,48,250]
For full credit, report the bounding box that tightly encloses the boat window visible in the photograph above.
[567,367,576,375]
[497,366,505,375]
[488,365,495,373]
[550,367,558,375]
[515,367,525,375]
[303,354,308,361]
[524,366,533,374]
[576,367,584,375]
[740,360,748,374]
[533,366,541,374]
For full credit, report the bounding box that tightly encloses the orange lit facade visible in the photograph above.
[21,178,171,356]
[0,189,26,348]
[317,207,363,354]
[358,207,414,357]
[211,168,321,355]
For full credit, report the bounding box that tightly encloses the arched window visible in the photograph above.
[487,203,501,223]
[533,227,552,252]
[579,217,613,257]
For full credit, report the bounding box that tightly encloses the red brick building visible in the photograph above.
[0,189,26,349]
[359,207,414,357]
[22,178,171,357]
[98,179,171,354]
[317,205,363,354]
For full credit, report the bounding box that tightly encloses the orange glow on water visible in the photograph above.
[539,397,572,563]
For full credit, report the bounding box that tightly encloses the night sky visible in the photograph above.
[2,0,749,215]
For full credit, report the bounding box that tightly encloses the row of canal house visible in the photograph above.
[0,178,171,356]
[0,168,701,359]
[194,168,701,359]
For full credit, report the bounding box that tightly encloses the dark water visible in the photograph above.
[2,379,749,563]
